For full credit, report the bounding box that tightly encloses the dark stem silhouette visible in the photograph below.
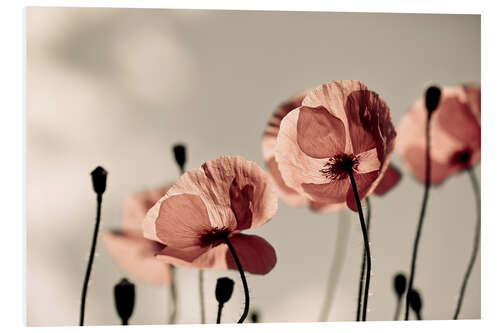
[348,170,371,321]
[356,197,371,321]
[405,112,431,320]
[168,266,177,324]
[453,166,480,319]
[79,193,103,326]
[216,303,224,324]
[223,237,250,323]
[318,211,351,321]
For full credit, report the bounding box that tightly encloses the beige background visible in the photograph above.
[26,7,480,326]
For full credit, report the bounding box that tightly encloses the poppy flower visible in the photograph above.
[142,155,278,275]
[103,185,172,284]
[398,85,481,184]
[272,80,397,211]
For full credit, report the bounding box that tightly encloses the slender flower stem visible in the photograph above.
[348,170,371,322]
[405,113,432,320]
[216,303,224,324]
[318,211,351,321]
[168,266,178,324]
[199,269,206,323]
[394,298,402,321]
[223,237,250,324]
[79,194,103,326]
[453,166,480,319]
[356,197,371,321]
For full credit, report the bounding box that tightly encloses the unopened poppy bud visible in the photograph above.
[114,278,135,325]
[172,144,187,172]
[393,273,407,298]
[425,86,441,115]
[91,166,107,195]
[215,277,234,304]
[408,289,422,314]
[250,311,259,323]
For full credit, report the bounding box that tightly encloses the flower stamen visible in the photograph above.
[320,153,359,181]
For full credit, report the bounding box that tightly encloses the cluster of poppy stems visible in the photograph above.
[78,80,480,325]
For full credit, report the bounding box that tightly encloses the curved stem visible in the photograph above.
[199,269,206,323]
[224,237,249,324]
[348,171,371,322]
[79,194,103,326]
[453,167,480,319]
[168,266,177,324]
[405,113,431,320]
[319,211,351,321]
[216,303,224,324]
[356,197,371,321]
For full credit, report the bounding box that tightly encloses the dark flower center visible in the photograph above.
[320,153,359,181]
[200,227,232,247]
[450,149,472,167]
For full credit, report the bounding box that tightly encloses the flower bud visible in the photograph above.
[393,273,407,298]
[408,289,422,314]
[90,166,107,195]
[215,277,234,304]
[172,144,187,172]
[114,278,135,325]
[425,86,441,115]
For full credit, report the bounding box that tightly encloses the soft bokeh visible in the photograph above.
[26,7,480,326]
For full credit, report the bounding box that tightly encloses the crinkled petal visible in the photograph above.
[435,94,480,150]
[266,157,308,206]
[144,193,212,248]
[156,156,277,233]
[275,108,331,194]
[374,163,402,195]
[302,178,351,204]
[355,148,380,174]
[156,234,276,275]
[103,231,171,285]
[297,106,346,158]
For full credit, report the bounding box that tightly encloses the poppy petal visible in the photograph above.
[103,232,171,285]
[275,108,332,193]
[355,148,381,174]
[266,157,308,206]
[302,178,351,204]
[225,233,277,275]
[146,193,212,249]
[374,163,401,195]
[123,185,171,233]
[297,106,346,158]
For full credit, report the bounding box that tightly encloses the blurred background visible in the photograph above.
[26,7,480,326]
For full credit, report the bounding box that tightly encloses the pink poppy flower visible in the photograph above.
[103,186,172,284]
[398,85,481,184]
[143,155,278,275]
[272,80,397,211]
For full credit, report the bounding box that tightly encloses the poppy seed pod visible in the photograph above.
[425,86,441,115]
[393,273,407,298]
[172,144,187,172]
[91,166,108,195]
[114,278,135,325]
[215,277,235,304]
[408,289,422,314]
